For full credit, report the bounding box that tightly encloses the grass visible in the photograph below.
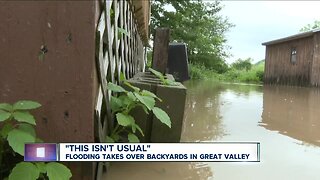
[189,61,264,84]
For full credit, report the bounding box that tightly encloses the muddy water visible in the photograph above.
[105,81,320,180]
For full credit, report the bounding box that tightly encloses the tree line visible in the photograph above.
[151,0,233,73]
[150,0,319,83]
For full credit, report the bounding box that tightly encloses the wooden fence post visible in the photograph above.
[152,28,170,74]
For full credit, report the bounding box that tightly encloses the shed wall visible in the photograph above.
[264,36,314,86]
[310,32,320,86]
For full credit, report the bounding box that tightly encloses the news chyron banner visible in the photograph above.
[25,143,260,162]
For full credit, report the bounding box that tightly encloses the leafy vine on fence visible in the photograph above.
[0,101,72,180]
[106,74,171,143]
[149,68,178,86]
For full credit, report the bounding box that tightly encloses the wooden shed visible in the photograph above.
[262,29,320,86]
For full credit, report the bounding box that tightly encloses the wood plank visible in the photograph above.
[96,10,113,140]
[114,1,120,82]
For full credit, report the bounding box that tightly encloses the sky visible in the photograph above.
[219,1,320,64]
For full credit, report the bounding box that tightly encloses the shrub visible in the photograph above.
[189,63,208,80]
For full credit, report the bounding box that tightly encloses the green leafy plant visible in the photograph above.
[109,7,129,40]
[9,162,71,180]
[106,76,171,143]
[0,100,72,180]
[149,68,178,86]
[117,27,130,39]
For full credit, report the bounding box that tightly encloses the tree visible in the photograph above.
[300,20,320,32]
[151,0,233,73]
[231,58,253,71]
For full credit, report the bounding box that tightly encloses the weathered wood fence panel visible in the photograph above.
[94,0,148,178]
[0,0,149,179]
[0,1,100,179]
[95,0,146,143]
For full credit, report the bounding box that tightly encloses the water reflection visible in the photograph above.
[181,81,262,142]
[105,81,320,180]
[182,81,320,180]
[181,81,225,142]
[104,162,213,180]
[261,85,320,147]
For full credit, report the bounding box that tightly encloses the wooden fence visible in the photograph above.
[0,0,149,179]
[94,0,149,178]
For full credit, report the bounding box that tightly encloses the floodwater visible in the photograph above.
[105,80,320,180]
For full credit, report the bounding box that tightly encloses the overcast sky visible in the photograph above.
[220,1,320,64]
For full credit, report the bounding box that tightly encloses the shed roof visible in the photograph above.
[262,29,320,46]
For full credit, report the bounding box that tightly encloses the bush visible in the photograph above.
[231,58,253,71]
[256,69,264,82]
[189,63,223,80]
[222,69,241,81]
[189,61,264,84]
[189,63,208,80]
[238,70,260,82]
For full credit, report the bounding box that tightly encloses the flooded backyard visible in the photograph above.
[105,80,320,180]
